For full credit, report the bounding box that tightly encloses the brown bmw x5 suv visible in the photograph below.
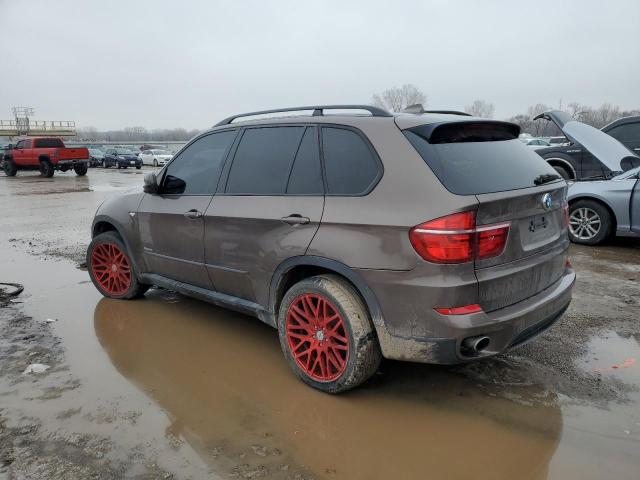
[88,104,575,393]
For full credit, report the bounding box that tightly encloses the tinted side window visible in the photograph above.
[321,127,381,195]
[163,130,236,195]
[15,140,24,149]
[286,127,323,195]
[226,127,305,195]
[34,138,65,148]
[608,123,640,143]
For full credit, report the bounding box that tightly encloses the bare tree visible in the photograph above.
[371,84,427,112]
[464,100,495,118]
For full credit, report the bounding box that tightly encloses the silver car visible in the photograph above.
[568,166,640,244]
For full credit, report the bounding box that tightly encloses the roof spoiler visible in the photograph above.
[402,104,471,116]
[214,105,392,127]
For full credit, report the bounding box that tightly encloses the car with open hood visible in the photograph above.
[567,166,640,245]
[534,111,640,180]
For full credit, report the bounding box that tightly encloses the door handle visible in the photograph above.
[184,209,203,219]
[281,214,310,225]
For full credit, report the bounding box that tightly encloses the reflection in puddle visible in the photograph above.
[579,331,640,381]
[94,292,562,479]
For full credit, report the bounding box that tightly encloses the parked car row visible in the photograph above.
[84,145,173,168]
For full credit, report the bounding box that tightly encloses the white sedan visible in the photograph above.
[139,149,173,167]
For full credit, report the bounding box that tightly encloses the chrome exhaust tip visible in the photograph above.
[462,335,491,353]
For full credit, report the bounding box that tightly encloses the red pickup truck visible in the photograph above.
[2,137,90,177]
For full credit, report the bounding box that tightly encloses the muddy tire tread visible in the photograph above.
[278,274,381,393]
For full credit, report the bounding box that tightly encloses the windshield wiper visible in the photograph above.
[533,173,561,186]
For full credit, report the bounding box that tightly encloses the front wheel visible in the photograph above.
[3,159,17,176]
[87,231,149,299]
[152,159,158,167]
[568,200,613,245]
[74,163,88,176]
[136,165,141,170]
[277,274,381,393]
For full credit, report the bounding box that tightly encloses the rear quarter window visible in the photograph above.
[321,127,382,195]
[404,123,561,195]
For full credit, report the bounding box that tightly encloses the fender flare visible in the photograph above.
[269,255,385,330]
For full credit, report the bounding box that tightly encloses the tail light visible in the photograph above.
[409,211,510,264]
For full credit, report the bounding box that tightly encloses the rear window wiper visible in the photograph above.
[533,173,562,186]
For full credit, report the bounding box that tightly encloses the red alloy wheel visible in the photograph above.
[286,293,349,382]
[91,243,132,296]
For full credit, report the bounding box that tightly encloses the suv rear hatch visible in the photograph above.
[402,119,569,312]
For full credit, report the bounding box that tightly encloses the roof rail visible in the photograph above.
[401,104,471,116]
[214,104,392,127]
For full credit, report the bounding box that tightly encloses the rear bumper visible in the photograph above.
[374,268,575,364]
[57,159,88,167]
[117,160,142,167]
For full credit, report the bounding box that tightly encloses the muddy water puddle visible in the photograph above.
[2,248,640,478]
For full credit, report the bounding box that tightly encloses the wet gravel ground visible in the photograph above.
[0,168,639,479]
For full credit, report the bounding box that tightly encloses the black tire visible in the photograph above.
[136,165,141,170]
[74,163,88,176]
[117,164,122,169]
[552,165,571,180]
[277,274,381,393]
[3,158,17,176]
[153,159,158,167]
[40,160,55,178]
[568,199,613,245]
[103,160,108,168]
[87,231,149,299]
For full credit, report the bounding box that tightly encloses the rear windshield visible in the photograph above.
[34,138,65,148]
[404,124,562,195]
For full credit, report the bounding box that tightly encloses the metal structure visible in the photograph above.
[0,107,77,137]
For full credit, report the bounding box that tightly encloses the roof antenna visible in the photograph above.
[402,103,426,114]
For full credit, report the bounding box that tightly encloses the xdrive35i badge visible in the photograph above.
[541,193,553,210]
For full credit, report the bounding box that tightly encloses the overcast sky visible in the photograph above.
[1,0,638,130]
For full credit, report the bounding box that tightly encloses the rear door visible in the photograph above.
[137,130,237,288]
[204,125,324,305]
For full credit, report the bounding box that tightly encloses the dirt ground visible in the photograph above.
[1,168,639,479]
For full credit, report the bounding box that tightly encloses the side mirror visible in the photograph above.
[6,144,13,150]
[143,172,159,194]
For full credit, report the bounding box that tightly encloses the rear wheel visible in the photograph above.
[277,274,381,393]
[87,231,149,299]
[40,160,54,178]
[74,163,88,176]
[568,199,613,245]
[3,159,17,176]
